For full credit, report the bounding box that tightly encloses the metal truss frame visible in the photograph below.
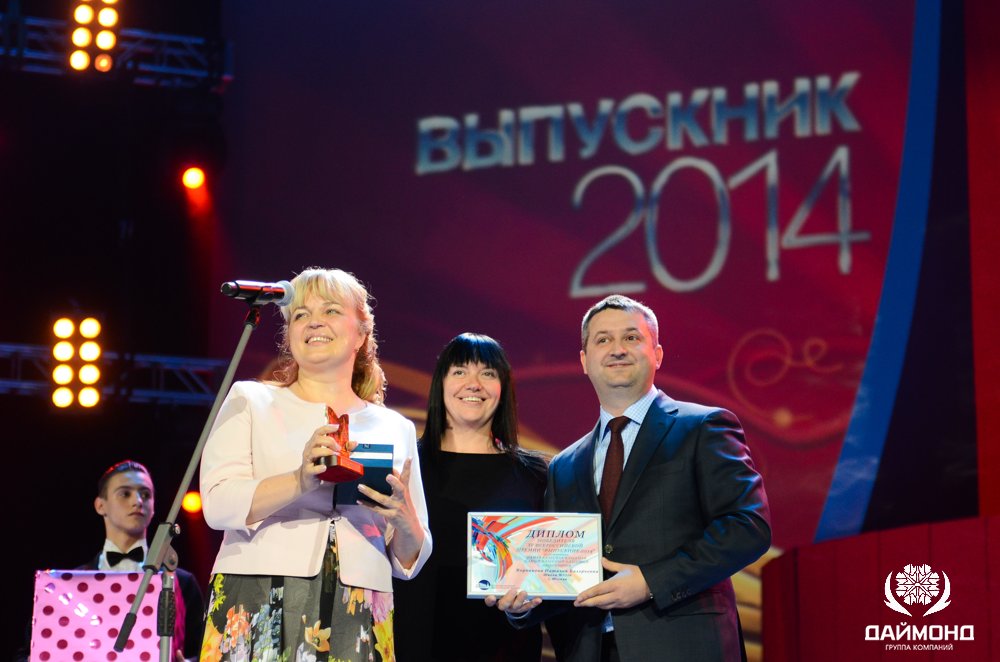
[0,10,231,89]
[0,342,228,406]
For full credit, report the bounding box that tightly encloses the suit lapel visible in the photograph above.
[573,422,602,514]
[606,391,678,530]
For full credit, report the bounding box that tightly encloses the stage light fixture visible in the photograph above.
[74,4,94,24]
[78,364,100,385]
[182,492,202,514]
[97,7,118,27]
[94,53,113,72]
[69,50,90,71]
[53,341,75,362]
[182,166,206,190]
[71,27,92,48]
[53,318,75,339]
[79,340,101,362]
[51,315,104,408]
[95,30,116,50]
[69,0,120,73]
[53,365,75,385]
[79,317,101,338]
[78,387,101,408]
[52,387,74,408]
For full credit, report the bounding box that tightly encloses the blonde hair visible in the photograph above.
[270,267,386,404]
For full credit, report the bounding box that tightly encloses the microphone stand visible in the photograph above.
[114,303,266,661]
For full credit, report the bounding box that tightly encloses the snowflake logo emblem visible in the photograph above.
[883,563,951,617]
[895,564,939,605]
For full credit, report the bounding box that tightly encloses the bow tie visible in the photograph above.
[106,547,144,567]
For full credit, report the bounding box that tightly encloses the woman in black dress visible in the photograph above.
[394,333,547,661]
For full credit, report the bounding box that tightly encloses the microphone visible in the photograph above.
[220,280,294,306]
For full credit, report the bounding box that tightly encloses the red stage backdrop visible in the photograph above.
[214,0,926,551]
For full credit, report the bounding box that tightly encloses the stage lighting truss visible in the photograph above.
[0,12,231,89]
[2,342,227,407]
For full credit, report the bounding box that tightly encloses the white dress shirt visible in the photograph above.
[592,386,659,489]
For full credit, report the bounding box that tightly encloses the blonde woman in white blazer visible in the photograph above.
[199,267,431,662]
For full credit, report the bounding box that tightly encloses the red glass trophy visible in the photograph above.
[317,406,364,482]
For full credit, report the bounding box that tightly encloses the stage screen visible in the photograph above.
[216,0,927,551]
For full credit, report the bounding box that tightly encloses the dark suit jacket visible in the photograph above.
[536,391,771,662]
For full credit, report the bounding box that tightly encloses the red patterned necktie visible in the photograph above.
[599,416,630,521]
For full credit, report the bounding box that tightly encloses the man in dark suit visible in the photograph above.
[88,460,204,661]
[16,460,204,662]
[490,295,771,661]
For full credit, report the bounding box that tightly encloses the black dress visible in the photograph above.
[394,446,547,662]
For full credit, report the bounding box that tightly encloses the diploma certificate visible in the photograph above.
[466,511,602,599]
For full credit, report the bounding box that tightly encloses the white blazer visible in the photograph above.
[200,381,432,591]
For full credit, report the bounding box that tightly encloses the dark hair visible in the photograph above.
[423,333,521,458]
[580,294,659,350]
[97,459,152,499]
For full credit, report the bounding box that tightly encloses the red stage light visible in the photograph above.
[182,166,206,190]
[182,491,202,513]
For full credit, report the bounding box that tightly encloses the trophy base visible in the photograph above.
[318,455,365,483]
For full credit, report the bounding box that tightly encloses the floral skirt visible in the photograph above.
[200,525,395,662]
